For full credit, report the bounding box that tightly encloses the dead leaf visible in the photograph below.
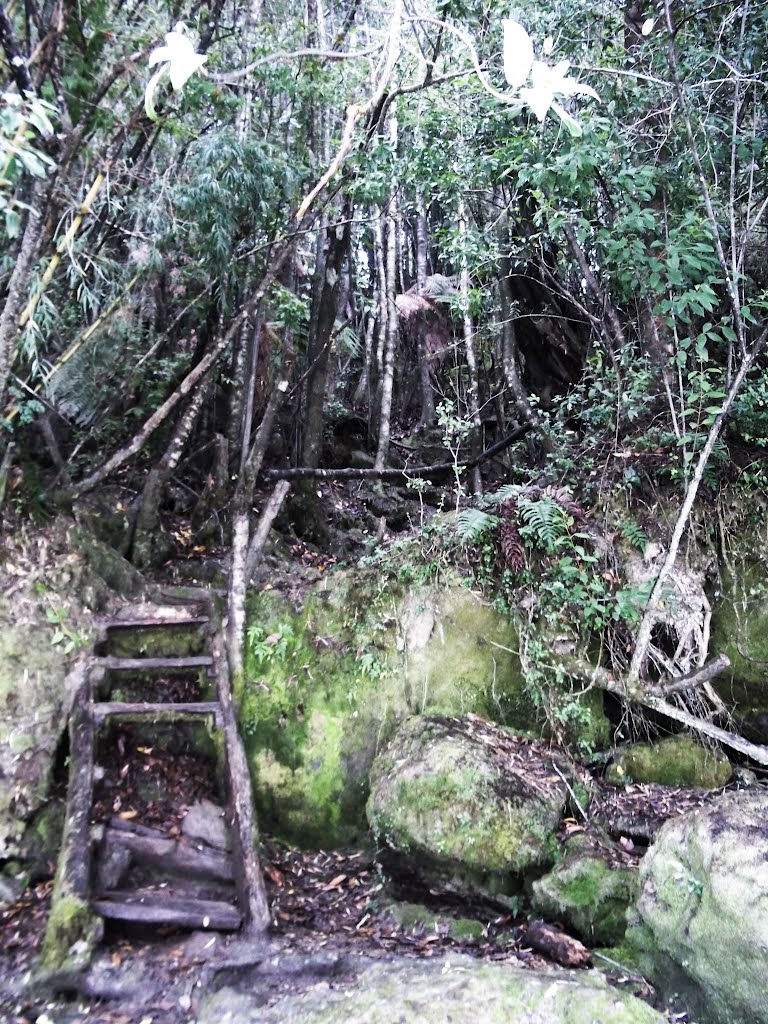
[320,873,347,892]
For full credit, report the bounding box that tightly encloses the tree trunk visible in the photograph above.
[458,198,482,494]
[374,180,399,470]
[0,195,42,406]
[415,198,435,428]
[131,379,208,569]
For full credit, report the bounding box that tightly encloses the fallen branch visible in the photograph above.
[555,653,768,767]
[264,422,531,482]
[648,654,731,698]
[525,920,591,968]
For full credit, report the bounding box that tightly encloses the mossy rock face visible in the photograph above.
[0,517,146,861]
[367,716,567,898]
[710,554,768,715]
[386,900,486,942]
[198,953,668,1024]
[531,835,638,945]
[627,789,768,1024]
[239,571,607,848]
[239,574,531,847]
[605,736,731,790]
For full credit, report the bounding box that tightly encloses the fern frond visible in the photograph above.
[517,495,569,551]
[455,508,500,544]
[620,520,648,555]
[481,484,520,507]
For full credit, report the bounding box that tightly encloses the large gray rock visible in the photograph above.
[627,788,768,1024]
[367,716,569,899]
[198,954,667,1024]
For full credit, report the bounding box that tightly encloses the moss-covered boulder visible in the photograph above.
[531,835,638,945]
[710,550,768,717]
[605,736,731,789]
[239,575,531,847]
[367,716,569,900]
[198,954,668,1024]
[240,571,608,848]
[627,789,768,1024]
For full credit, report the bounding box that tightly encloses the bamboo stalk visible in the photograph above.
[18,163,112,330]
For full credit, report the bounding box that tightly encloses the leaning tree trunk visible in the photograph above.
[130,379,209,568]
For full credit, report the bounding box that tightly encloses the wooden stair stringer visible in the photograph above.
[210,628,271,935]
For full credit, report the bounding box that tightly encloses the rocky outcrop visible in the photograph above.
[627,788,768,1024]
[198,953,668,1024]
[605,735,731,789]
[366,716,570,900]
[531,835,638,945]
[0,518,144,883]
[240,573,608,848]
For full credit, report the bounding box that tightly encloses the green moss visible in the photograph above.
[105,624,207,658]
[40,894,101,971]
[198,954,668,1024]
[605,736,731,789]
[710,558,768,712]
[239,575,537,848]
[531,838,638,945]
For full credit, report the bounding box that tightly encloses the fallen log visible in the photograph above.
[98,828,234,886]
[525,920,591,967]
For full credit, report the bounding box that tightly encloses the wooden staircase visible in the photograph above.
[44,591,269,967]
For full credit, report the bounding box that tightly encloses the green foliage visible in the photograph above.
[456,508,500,544]
[246,622,296,667]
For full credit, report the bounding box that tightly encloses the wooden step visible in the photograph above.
[92,700,223,726]
[92,890,242,930]
[96,655,214,672]
[97,827,234,887]
[102,615,210,631]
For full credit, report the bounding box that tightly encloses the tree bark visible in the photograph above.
[131,379,208,569]
[375,186,399,470]
[414,198,435,428]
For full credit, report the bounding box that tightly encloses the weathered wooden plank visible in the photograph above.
[40,663,104,970]
[92,892,242,930]
[96,655,213,671]
[92,700,222,726]
[210,631,271,934]
[98,828,234,884]
[103,616,210,630]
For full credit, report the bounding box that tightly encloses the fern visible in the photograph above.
[620,520,648,555]
[517,496,569,552]
[455,508,500,544]
[481,484,520,507]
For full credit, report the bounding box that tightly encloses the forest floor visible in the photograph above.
[1,717,723,1024]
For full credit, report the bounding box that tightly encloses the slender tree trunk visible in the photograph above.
[496,209,544,434]
[458,198,482,493]
[227,371,291,687]
[415,198,435,428]
[131,379,208,568]
[374,188,399,470]
[0,197,42,406]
